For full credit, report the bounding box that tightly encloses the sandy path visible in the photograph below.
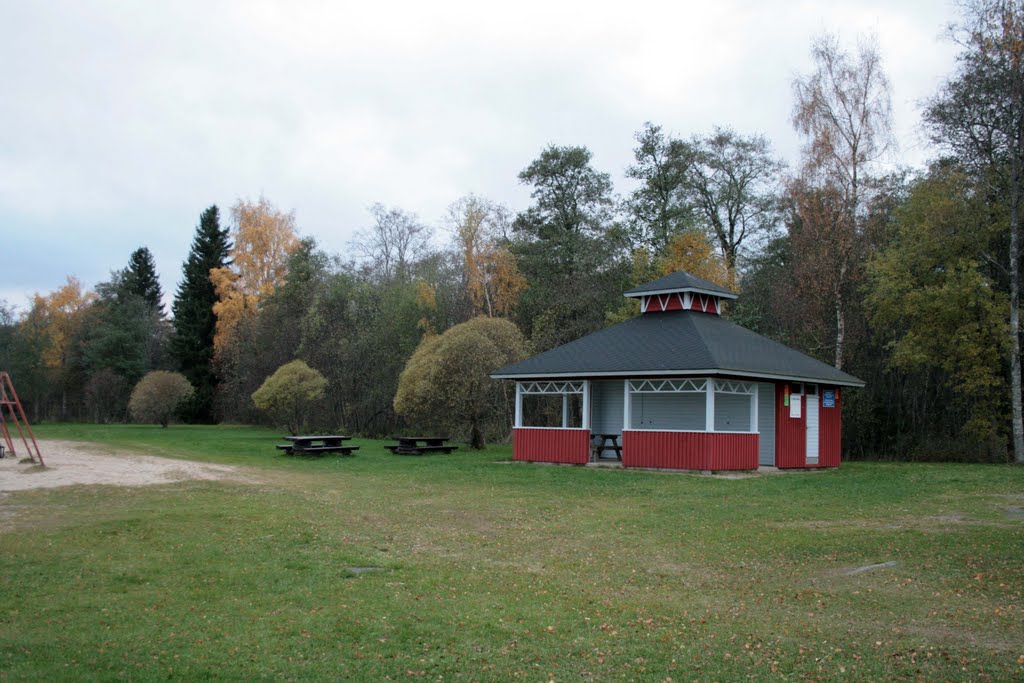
[0,439,248,492]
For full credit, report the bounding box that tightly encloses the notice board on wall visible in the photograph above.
[823,389,836,408]
[789,393,802,418]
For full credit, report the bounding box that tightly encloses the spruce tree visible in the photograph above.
[123,247,165,316]
[171,205,231,422]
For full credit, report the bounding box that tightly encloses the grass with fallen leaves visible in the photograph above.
[2,423,1023,680]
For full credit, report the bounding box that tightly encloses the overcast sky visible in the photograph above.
[0,0,960,312]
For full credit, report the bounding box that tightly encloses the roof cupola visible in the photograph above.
[624,270,736,315]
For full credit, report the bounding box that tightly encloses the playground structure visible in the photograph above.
[0,372,44,466]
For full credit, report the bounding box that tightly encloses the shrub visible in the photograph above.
[394,317,527,448]
[128,371,195,427]
[251,360,328,434]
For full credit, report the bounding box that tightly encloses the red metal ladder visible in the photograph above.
[0,372,44,466]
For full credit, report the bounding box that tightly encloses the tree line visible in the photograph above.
[1,1,1021,462]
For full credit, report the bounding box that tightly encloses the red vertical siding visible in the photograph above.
[775,383,842,468]
[775,382,807,468]
[662,294,684,311]
[513,428,590,464]
[643,294,685,312]
[685,295,718,314]
[621,431,758,470]
[641,294,721,314]
[818,387,842,467]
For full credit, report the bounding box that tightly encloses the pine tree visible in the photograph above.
[123,247,164,316]
[171,206,231,422]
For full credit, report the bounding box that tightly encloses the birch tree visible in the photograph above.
[792,32,893,370]
[210,196,299,355]
[351,204,432,283]
[448,195,525,318]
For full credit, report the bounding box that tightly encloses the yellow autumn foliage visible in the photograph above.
[212,196,300,355]
[26,276,96,369]
[656,231,732,290]
[452,196,527,318]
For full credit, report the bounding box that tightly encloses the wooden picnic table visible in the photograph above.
[592,433,622,461]
[386,436,458,455]
[276,435,359,456]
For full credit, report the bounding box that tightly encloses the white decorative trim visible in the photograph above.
[714,379,755,395]
[629,378,707,393]
[519,381,585,394]
[513,426,590,431]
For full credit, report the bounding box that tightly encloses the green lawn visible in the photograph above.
[2,424,1023,681]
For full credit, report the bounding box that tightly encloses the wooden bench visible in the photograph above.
[300,445,359,456]
[278,435,356,456]
[592,433,622,461]
[387,436,458,455]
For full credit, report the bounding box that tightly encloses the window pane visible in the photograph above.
[631,392,705,430]
[567,394,583,428]
[521,394,584,428]
[522,394,562,428]
[714,392,751,431]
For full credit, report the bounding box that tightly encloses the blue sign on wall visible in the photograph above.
[823,389,836,408]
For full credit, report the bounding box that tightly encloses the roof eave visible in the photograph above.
[490,367,865,388]
[624,287,738,300]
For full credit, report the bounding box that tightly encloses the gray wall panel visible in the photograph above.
[591,380,624,435]
[758,382,776,465]
[630,392,705,430]
[714,393,751,431]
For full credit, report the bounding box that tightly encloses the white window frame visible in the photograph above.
[623,377,759,434]
[515,381,590,430]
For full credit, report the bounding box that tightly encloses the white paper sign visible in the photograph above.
[789,394,802,418]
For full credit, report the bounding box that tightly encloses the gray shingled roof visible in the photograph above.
[624,271,737,299]
[491,310,864,386]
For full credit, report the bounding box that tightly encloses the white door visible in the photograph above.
[806,384,819,463]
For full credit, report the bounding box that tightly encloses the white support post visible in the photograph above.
[582,380,591,431]
[514,382,523,428]
[623,380,632,430]
[751,383,759,434]
[705,378,715,432]
[562,393,569,429]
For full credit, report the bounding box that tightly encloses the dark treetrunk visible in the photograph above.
[470,417,485,450]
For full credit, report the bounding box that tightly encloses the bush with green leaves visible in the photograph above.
[394,316,527,449]
[251,360,328,434]
[128,371,195,427]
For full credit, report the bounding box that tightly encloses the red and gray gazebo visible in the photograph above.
[491,271,864,470]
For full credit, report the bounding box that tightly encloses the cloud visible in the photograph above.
[0,0,959,308]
